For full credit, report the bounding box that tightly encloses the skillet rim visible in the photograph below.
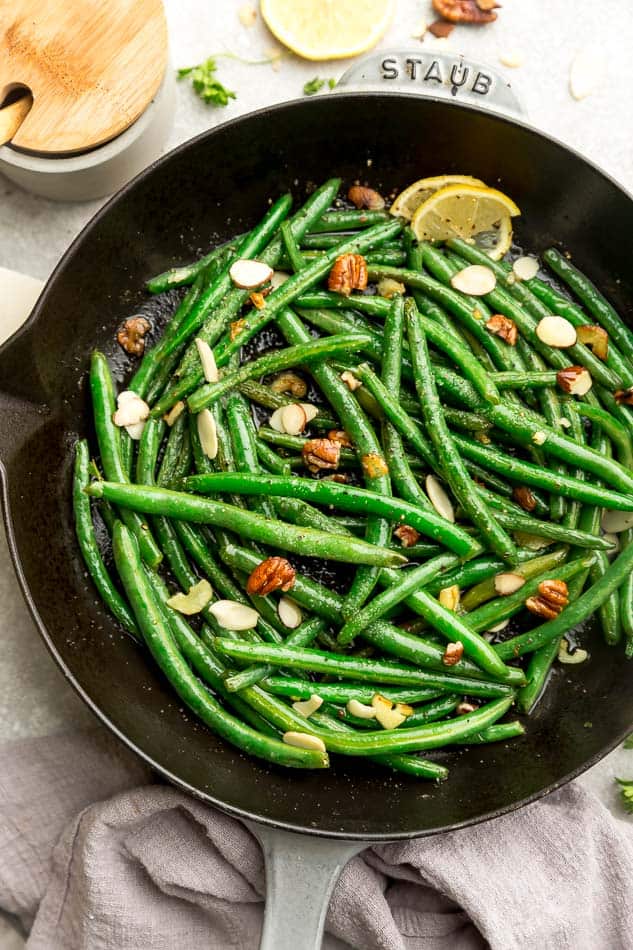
[1,90,632,841]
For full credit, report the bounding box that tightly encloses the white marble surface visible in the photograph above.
[0,0,632,943]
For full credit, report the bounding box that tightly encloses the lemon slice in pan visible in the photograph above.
[260,0,395,61]
[410,183,521,260]
[390,174,486,221]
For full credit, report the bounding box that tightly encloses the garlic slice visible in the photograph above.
[283,732,326,752]
[166,579,213,615]
[292,694,323,718]
[558,637,588,664]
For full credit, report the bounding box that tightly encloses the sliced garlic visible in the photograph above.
[450,265,496,297]
[283,731,326,752]
[340,370,362,391]
[229,259,273,290]
[425,475,455,523]
[486,618,510,634]
[113,391,150,428]
[280,403,307,436]
[278,596,302,629]
[164,400,185,426]
[346,699,377,720]
[438,585,460,611]
[292,694,323,718]
[208,600,259,631]
[558,637,588,664]
[560,417,571,428]
[532,430,547,445]
[197,408,218,459]
[499,51,524,68]
[494,573,526,595]
[125,421,146,441]
[570,49,603,101]
[372,697,406,731]
[166,579,213,616]
[536,315,577,348]
[195,338,219,383]
[377,277,406,299]
[512,256,539,281]
[601,509,633,534]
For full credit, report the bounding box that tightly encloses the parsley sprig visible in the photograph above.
[178,58,236,107]
[303,77,337,96]
[617,733,633,815]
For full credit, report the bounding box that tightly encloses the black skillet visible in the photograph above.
[1,51,632,948]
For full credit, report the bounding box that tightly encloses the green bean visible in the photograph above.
[478,488,612,550]
[73,441,138,636]
[145,236,243,294]
[517,639,560,714]
[137,417,166,484]
[112,522,327,768]
[495,537,633,661]
[460,548,570,612]
[619,528,633,654]
[184,472,479,557]
[215,638,518,699]
[576,403,633,469]
[407,303,516,563]
[255,440,292,475]
[280,248,406,269]
[491,371,559,389]
[223,616,327,692]
[87,481,406,567]
[296,290,391,317]
[89,352,162,569]
[451,721,525,745]
[543,247,633,366]
[381,421,434,512]
[225,392,275,517]
[309,209,392,232]
[260,678,442,705]
[157,411,187,487]
[280,219,306,273]
[185,332,372,414]
[451,431,633,511]
[394,696,461,729]
[301,233,401,251]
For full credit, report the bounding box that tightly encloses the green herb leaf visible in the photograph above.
[328,78,337,89]
[624,733,633,749]
[177,57,236,107]
[617,778,633,814]
[304,77,326,96]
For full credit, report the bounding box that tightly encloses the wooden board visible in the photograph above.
[0,0,168,154]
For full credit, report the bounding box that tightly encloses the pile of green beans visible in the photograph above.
[74,180,633,781]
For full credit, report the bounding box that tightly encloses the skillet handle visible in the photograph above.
[245,820,365,950]
[337,48,524,117]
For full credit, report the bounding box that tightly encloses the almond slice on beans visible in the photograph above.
[556,366,592,396]
[494,572,526,595]
[166,579,213,615]
[601,510,633,534]
[425,475,455,523]
[195,338,219,382]
[487,618,510,634]
[346,699,377,719]
[208,600,259,631]
[197,409,218,459]
[450,265,496,296]
[278,596,302,629]
[280,403,308,436]
[271,271,290,290]
[283,732,326,753]
[292,694,323,718]
[269,407,286,433]
[439,585,460,611]
[536,315,577,348]
[229,259,273,289]
[512,256,539,281]
[300,403,319,423]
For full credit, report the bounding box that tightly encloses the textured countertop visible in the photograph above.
[0,2,631,943]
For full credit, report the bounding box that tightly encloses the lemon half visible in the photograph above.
[390,175,486,221]
[260,0,395,61]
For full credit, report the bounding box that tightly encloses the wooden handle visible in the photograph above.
[0,94,33,146]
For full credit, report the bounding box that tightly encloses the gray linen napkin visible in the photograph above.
[1,728,632,950]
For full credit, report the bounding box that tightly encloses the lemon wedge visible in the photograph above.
[390,175,485,221]
[260,0,395,61]
[410,183,520,260]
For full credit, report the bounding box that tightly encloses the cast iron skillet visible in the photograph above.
[1,53,632,948]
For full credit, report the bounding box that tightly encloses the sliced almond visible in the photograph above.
[283,731,326,753]
[292,694,323,718]
[208,599,259,631]
[271,271,290,290]
[278,596,302,629]
[558,637,588,664]
[300,403,319,423]
[486,618,510,634]
[532,430,547,445]
[117,390,141,405]
[570,49,603,101]
[450,265,496,297]
[425,475,455,523]
[499,51,524,68]
[280,403,308,436]
[535,315,577,348]
[125,421,146,440]
[195,338,219,383]
[229,259,273,290]
[512,256,539,281]
[494,572,526,595]
[166,579,213,616]
[270,371,307,397]
[601,510,633,534]
[197,409,218,459]
[164,400,186,426]
[556,366,593,396]
[269,407,287,433]
[438,585,460,611]
[346,699,377,720]
[113,391,149,428]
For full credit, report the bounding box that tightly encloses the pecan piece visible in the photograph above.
[246,556,296,596]
[347,185,385,210]
[512,486,537,512]
[442,641,464,666]
[428,19,455,36]
[432,0,499,23]
[614,387,633,405]
[361,453,389,478]
[327,429,353,448]
[117,315,151,356]
[394,524,421,548]
[302,438,341,472]
[486,314,517,345]
[328,254,368,296]
[526,579,569,619]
